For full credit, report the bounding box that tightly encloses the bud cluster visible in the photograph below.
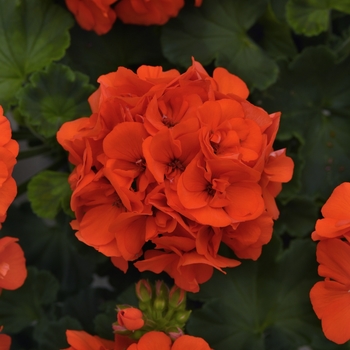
[112,280,191,340]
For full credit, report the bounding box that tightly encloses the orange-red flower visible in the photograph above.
[312,182,350,241]
[115,0,202,26]
[57,59,293,291]
[64,330,116,350]
[310,238,350,344]
[0,333,11,350]
[64,330,210,350]
[0,237,27,292]
[117,307,144,331]
[127,331,211,350]
[0,106,18,228]
[65,0,117,34]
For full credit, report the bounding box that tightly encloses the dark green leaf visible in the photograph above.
[94,300,117,340]
[187,237,321,349]
[255,46,350,200]
[67,22,163,84]
[27,170,73,219]
[0,267,59,333]
[286,0,350,36]
[161,0,279,90]
[259,4,297,60]
[0,0,73,109]
[1,204,99,294]
[17,63,95,138]
[274,197,320,237]
[63,288,111,335]
[34,316,82,350]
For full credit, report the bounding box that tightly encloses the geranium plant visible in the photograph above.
[1,0,350,349]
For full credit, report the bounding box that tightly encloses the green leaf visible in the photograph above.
[187,237,321,349]
[33,316,82,350]
[94,300,117,340]
[286,0,350,36]
[63,288,109,335]
[274,197,320,237]
[0,0,73,109]
[27,170,73,219]
[17,63,95,138]
[0,267,59,333]
[67,22,163,84]
[1,204,99,294]
[254,46,350,200]
[259,4,297,60]
[161,0,279,90]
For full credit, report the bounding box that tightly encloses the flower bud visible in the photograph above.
[168,286,186,309]
[135,279,152,303]
[168,327,184,341]
[174,310,191,324]
[117,307,145,331]
[155,280,169,299]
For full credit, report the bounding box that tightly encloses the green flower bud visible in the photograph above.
[136,279,152,303]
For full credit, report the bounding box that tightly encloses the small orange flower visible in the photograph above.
[0,333,11,350]
[127,331,211,350]
[0,106,19,227]
[312,182,350,241]
[64,330,116,350]
[117,307,144,331]
[65,0,117,34]
[0,237,27,292]
[310,238,350,344]
[115,0,189,26]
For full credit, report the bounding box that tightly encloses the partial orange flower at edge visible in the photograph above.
[65,0,117,35]
[310,238,350,344]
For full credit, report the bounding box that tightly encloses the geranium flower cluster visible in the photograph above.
[310,182,350,344]
[57,59,293,292]
[66,0,202,35]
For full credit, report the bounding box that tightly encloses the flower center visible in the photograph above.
[168,159,185,172]
[206,184,215,196]
[162,114,175,128]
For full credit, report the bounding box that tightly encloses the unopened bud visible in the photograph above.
[168,327,184,341]
[174,310,191,324]
[169,286,186,309]
[154,297,166,312]
[155,280,169,299]
[135,280,152,303]
[117,307,145,331]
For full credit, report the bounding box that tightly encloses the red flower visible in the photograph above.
[115,0,202,26]
[0,333,11,350]
[0,237,27,292]
[64,330,210,350]
[65,0,117,34]
[312,182,350,241]
[57,59,293,291]
[310,238,350,344]
[64,330,116,350]
[127,331,211,350]
[0,106,18,228]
